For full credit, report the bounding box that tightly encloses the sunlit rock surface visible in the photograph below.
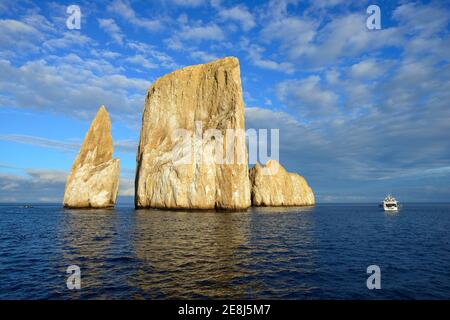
[135,57,251,210]
[63,106,120,208]
[249,160,315,206]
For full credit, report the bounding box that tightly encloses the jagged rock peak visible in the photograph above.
[63,105,120,208]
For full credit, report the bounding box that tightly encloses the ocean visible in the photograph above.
[0,203,449,299]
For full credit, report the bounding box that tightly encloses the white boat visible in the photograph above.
[382,194,399,211]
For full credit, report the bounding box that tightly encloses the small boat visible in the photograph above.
[382,195,398,211]
[21,204,34,208]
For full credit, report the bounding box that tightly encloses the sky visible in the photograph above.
[0,0,449,203]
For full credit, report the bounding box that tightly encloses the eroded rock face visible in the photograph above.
[135,57,251,210]
[249,160,315,206]
[63,106,120,208]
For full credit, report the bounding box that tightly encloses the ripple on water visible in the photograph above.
[0,204,449,299]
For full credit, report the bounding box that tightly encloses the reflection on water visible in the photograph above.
[58,208,117,299]
[249,206,315,214]
[54,207,316,299]
[131,210,251,298]
[129,207,315,299]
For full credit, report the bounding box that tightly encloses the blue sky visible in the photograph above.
[0,0,449,203]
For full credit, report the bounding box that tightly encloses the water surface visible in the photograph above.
[0,203,449,299]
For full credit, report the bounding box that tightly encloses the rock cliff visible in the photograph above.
[135,57,251,210]
[63,106,120,208]
[249,160,315,206]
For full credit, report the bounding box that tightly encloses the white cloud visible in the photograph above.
[297,14,401,68]
[179,23,224,41]
[241,39,295,73]
[90,49,121,59]
[27,169,67,184]
[125,54,158,69]
[264,98,272,106]
[218,5,256,31]
[107,0,162,31]
[0,11,90,56]
[262,0,300,20]
[0,1,7,14]
[0,167,136,202]
[170,0,205,6]
[21,13,56,34]
[309,0,346,8]
[0,19,43,52]
[0,134,79,151]
[98,18,124,45]
[126,41,178,69]
[258,8,403,70]
[42,31,92,50]
[252,56,294,74]
[0,169,66,203]
[0,134,137,154]
[393,2,450,36]
[165,22,225,54]
[276,76,340,119]
[0,57,150,126]
[190,50,219,62]
[119,177,134,196]
[325,69,340,85]
[348,59,388,80]
[260,16,317,58]
[379,59,450,110]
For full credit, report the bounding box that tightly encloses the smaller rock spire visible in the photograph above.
[63,105,120,208]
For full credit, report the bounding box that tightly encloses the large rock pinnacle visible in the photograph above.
[135,57,251,210]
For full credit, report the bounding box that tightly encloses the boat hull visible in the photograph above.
[383,205,398,211]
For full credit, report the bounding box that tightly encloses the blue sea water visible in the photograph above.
[0,203,449,300]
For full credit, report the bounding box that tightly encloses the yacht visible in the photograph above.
[382,194,399,211]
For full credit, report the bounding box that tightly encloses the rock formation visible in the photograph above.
[63,106,120,208]
[249,160,315,206]
[135,57,251,210]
